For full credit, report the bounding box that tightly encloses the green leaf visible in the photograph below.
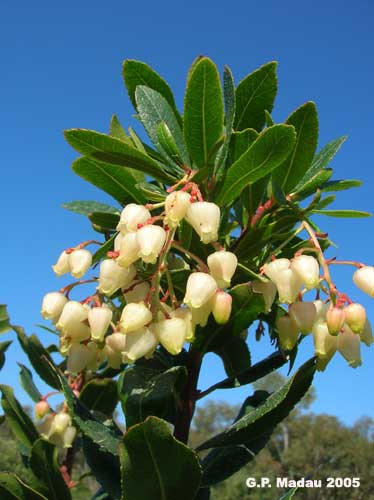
[0,340,11,370]
[234,61,277,132]
[216,125,296,206]
[61,200,119,216]
[157,122,183,165]
[88,212,120,231]
[197,358,316,450]
[18,363,42,403]
[184,57,224,168]
[273,102,319,193]
[265,110,275,127]
[14,326,61,390]
[0,472,47,500]
[312,209,371,218]
[118,365,187,428]
[29,439,71,500]
[0,385,39,453]
[119,416,202,500]
[278,488,299,499]
[135,86,188,165]
[214,337,251,378]
[79,378,118,417]
[320,179,361,192]
[136,182,167,202]
[0,305,11,334]
[293,168,333,199]
[92,233,117,264]
[228,128,259,163]
[109,115,131,144]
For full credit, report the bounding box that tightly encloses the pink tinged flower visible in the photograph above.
[326,307,346,336]
[337,325,362,368]
[151,318,187,355]
[121,327,158,363]
[56,301,91,342]
[186,201,220,244]
[344,303,366,333]
[117,232,140,268]
[97,260,136,296]
[263,258,290,283]
[289,301,317,334]
[252,280,277,312]
[207,251,238,288]
[88,306,113,342]
[123,280,150,303]
[117,203,151,234]
[41,292,68,322]
[119,302,152,334]
[69,249,92,278]
[34,400,50,420]
[274,269,302,304]
[353,266,374,297]
[212,291,232,325]
[360,319,374,346]
[290,255,320,290]
[312,321,338,371]
[165,191,191,227]
[52,250,71,276]
[276,314,299,351]
[184,272,218,309]
[137,225,167,264]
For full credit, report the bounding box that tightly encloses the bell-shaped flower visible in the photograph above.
[117,232,140,268]
[326,307,345,336]
[67,343,92,374]
[121,327,158,363]
[165,191,191,227]
[41,292,68,322]
[312,321,338,371]
[360,319,374,346]
[184,272,217,309]
[37,413,55,439]
[52,250,71,276]
[106,332,127,353]
[34,400,50,420]
[103,343,122,369]
[289,301,317,334]
[119,302,152,334]
[290,255,320,290]
[51,412,71,435]
[62,426,77,448]
[123,280,150,303]
[85,341,103,371]
[274,269,302,304]
[252,279,277,312]
[276,314,299,351]
[69,249,92,278]
[191,299,214,327]
[186,201,220,244]
[151,317,187,355]
[117,203,150,234]
[171,307,195,341]
[137,225,166,264]
[56,301,91,342]
[114,232,124,252]
[263,258,290,283]
[212,291,232,324]
[313,300,329,323]
[344,303,366,333]
[337,324,362,368]
[97,260,136,296]
[353,265,374,297]
[207,251,238,288]
[88,306,113,342]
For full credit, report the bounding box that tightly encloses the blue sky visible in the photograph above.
[1,0,373,424]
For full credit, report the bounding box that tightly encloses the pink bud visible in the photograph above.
[326,307,345,336]
[34,400,50,420]
[212,291,232,324]
[344,303,366,333]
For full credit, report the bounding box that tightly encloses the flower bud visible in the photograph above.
[344,303,366,333]
[289,301,317,334]
[119,302,152,333]
[69,249,92,278]
[171,308,195,341]
[312,321,338,371]
[117,204,151,234]
[62,426,77,448]
[190,299,214,327]
[123,280,150,303]
[326,307,345,336]
[67,343,92,374]
[184,272,217,309]
[88,306,113,342]
[290,255,320,289]
[338,325,362,368]
[122,327,158,363]
[186,201,220,244]
[56,301,91,342]
[52,412,71,435]
[274,269,302,304]
[165,191,191,227]
[52,250,71,276]
[151,318,187,355]
[263,258,290,283]
[137,225,167,264]
[117,232,140,268]
[41,292,68,322]
[212,291,232,324]
[353,265,374,297]
[97,260,136,296]
[252,280,277,312]
[207,251,238,288]
[34,400,50,420]
[106,332,127,353]
[360,319,373,346]
[276,314,299,351]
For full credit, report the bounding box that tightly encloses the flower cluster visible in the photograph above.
[35,401,76,449]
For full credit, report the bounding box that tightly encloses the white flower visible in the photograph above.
[97,260,136,296]
[190,299,214,327]
[69,249,92,278]
[171,308,195,341]
[252,279,277,312]
[184,272,217,309]
[119,302,152,333]
[312,321,337,371]
[289,301,317,334]
[88,306,113,342]
[344,303,366,333]
[263,258,290,283]
[103,343,122,369]
[41,292,68,322]
[313,300,329,322]
[360,319,374,346]
[151,318,187,355]
[116,232,140,268]
[353,266,374,297]
[290,255,320,289]
[186,201,220,244]
[123,280,150,303]
[137,225,167,264]
[338,324,362,368]
[165,191,191,227]
[51,412,71,435]
[56,301,91,342]
[106,332,127,352]
[276,315,298,351]
[52,250,71,276]
[117,204,151,234]
[207,251,238,288]
[62,426,77,448]
[212,291,232,324]
[274,269,302,304]
[67,344,92,374]
[114,232,124,252]
[326,307,345,336]
[122,327,158,363]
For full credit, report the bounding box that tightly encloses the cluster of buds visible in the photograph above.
[36,402,76,449]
